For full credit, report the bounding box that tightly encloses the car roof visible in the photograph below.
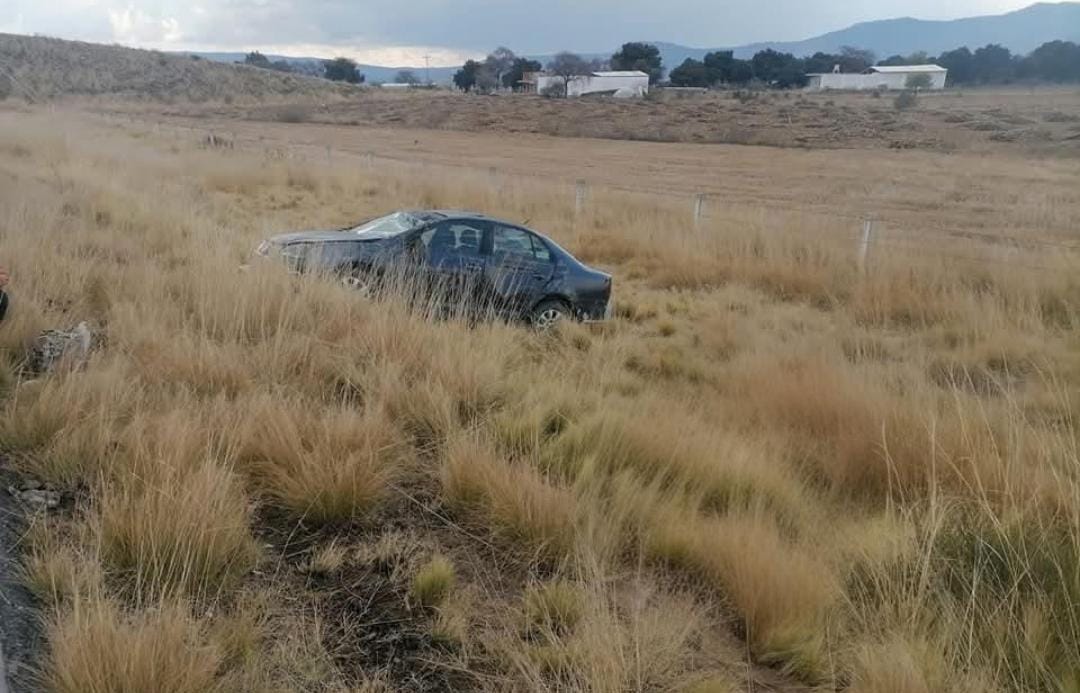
[419,209,533,229]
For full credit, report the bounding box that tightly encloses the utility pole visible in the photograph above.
[423,54,431,85]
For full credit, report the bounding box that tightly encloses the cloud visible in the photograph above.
[108,5,183,43]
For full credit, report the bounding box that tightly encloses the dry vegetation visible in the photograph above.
[0,33,358,104]
[158,87,1080,154]
[0,103,1079,693]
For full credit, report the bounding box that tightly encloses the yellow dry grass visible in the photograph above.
[0,104,1078,692]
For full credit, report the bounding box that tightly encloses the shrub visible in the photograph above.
[893,90,918,111]
[274,104,310,123]
[540,83,566,98]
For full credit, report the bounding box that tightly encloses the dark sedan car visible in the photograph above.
[256,210,612,327]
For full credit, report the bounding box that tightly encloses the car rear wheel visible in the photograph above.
[529,299,570,330]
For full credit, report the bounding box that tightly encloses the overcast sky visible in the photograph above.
[1,0,1034,66]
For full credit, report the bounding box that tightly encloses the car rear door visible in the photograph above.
[414,219,491,316]
[485,224,556,317]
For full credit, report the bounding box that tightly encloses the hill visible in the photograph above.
[188,51,461,86]
[652,2,1080,65]
[0,33,361,102]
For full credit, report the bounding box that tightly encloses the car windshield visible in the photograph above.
[346,212,422,239]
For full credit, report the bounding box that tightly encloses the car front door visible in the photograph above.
[414,219,490,316]
[485,225,556,317]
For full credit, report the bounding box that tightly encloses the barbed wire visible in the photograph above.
[135,117,1080,265]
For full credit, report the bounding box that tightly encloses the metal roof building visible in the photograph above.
[806,64,948,91]
[532,70,649,97]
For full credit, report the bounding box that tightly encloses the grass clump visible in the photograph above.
[45,598,222,693]
[241,398,409,526]
[523,580,584,635]
[411,554,456,609]
[442,435,578,561]
[98,459,258,602]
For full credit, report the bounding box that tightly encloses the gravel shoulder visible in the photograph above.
[0,462,42,693]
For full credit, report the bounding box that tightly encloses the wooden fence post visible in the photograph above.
[575,179,587,216]
[858,219,875,274]
[693,193,706,228]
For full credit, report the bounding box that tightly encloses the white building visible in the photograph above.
[532,70,649,97]
[805,64,948,91]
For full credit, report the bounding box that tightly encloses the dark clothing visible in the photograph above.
[0,290,7,321]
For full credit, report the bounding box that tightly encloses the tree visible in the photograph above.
[324,57,361,83]
[243,51,271,68]
[839,46,875,72]
[727,59,754,85]
[454,60,482,91]
[669,58,711,87]
[805,52,842,73]
[485,46,517,89]
[1022,40,1080,82]
[395,70,420,85]
[937,47,974,84]
[750,49,806,88]
[547,52,590,97]
[877,54,907,67]
[703,50,752,84]
[905,73,932,90]
[243,51,294,74]
[972,44,1015,83]
[503,57,542,90]
[610,42,663,84]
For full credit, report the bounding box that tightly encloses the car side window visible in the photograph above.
[529,234,552,263]
[493,226,548,263]
[419,221,485,263]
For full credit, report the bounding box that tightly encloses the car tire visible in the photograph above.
[342,274,374,298]
[529,299,571,330]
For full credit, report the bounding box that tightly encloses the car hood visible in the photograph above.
[267,230,361,245]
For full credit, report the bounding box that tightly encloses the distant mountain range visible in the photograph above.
[670,1,1080,63]
[186,2,1080,82]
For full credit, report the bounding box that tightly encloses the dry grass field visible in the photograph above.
[1,93,1079,693]
[145,87,1080,154]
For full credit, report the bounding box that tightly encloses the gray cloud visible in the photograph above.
[3,0,1031,63]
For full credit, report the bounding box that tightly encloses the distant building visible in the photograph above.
[527,70,649,97]
[805,64,948,91]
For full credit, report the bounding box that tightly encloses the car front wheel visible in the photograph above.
[529,299,571,330]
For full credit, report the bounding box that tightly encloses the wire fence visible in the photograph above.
[144,116,1080,278]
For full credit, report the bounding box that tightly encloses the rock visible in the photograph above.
[17,489,60,510]
[27,321,98,374]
